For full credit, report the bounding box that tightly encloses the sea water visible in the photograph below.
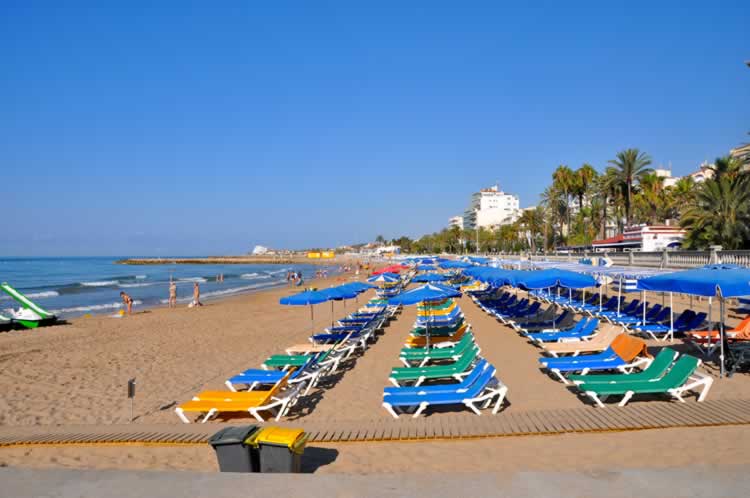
[0,257,333,318]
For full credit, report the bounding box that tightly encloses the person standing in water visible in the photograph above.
[168,280,177,308]
[120,291,134,314]
[191,282,203,307]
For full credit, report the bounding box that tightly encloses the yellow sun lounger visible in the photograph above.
[176,373,299,423]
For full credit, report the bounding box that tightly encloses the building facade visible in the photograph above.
[448,216,464,230]
[462,185,520,230]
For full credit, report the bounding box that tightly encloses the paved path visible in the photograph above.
[2,466,747,498]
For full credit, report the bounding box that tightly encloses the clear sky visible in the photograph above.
[1,1,748,256]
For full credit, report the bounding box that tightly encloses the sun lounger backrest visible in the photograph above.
[611,334,651,361]
[1,283,53,318]
[657,354,700,387]
[642,348,679,376]
[580,319,599,336]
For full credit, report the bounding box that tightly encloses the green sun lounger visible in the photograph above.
[578,354,713,407]
[399,333,475,367]
[263,354,315,369]
[388,346,479,386]
[0,282,57,328]
[568,348,678,386]
[411,319,465,336]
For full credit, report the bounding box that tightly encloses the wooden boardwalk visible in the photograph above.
[1,398,749,447]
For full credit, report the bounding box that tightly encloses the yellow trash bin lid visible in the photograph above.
[246,427,308,454]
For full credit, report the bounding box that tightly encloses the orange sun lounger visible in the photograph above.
[687,317,750,341]
[404,323,468,348]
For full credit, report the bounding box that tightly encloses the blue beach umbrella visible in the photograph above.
[389,283,461,347]
[338,282,376,293]
[412,273,449,283]
[320,286,359,326]
[638,264,750,375]
[367,273,400,284]
[280,289,333,334]
[439,261,472,269]
[417,264,436,271]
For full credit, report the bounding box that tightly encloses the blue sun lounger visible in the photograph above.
[383,359,490,396]
[527,319,599,344]
[538,338,651,384]
[381,361,508,418]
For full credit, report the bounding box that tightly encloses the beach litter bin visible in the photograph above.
[208,425,260,473]
[246,427,308,473]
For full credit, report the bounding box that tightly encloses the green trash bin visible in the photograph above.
[208,425,260,472]
[246,427,308,473]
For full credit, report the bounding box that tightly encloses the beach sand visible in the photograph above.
[1,274,750,473]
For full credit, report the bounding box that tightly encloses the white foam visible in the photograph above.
[241,273,271,280]
[0,290,59,300]
[135,275,147,279]
[158,281,284,304]
[118,282,155,288]
[178,277,207,283]
[52,300,143,314]
[81,280,119,287]
[267,268,292,275]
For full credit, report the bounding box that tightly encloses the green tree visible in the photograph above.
[608,148,653,227]
[681,169,750,249]
[552,165,575,233]
[573,163,598,212]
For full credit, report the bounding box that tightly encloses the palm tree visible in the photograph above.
[636,173,665,224]
[608,148,652,228]
[574,163,598,212]
[709,155,743,183]
[681,175,750,249]
[552,165,575,234]
[594,167,621,239]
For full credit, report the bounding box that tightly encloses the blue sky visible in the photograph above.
[1,1,748,256]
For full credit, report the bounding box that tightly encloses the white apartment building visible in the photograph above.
[448,216,464,230]
[462,184,520,230]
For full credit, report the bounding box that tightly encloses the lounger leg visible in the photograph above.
[414,376,426,387]
[389,378,400,387]
[200,408,217,423]
[224,380,236,392]
[618,391,634,407]
[586,392,606,408]
[464,401,482,416]
[382,402,400,419]
[249,408,265,422]
[492,386,509,414]
[551,369,569,384]
[412,401,429,418]
[275,400,291,421]
[175,408,191,424]
[697,377,714,402]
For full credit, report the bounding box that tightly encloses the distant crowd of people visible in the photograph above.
[117,261,367,316]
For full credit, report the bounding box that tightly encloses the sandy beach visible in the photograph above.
[1,274,750,474]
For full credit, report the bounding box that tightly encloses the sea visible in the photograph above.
[0,257,334,318]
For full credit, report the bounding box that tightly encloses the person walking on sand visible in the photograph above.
[120,291,134,314]
[191,282,203,307]
[168,280,177,308]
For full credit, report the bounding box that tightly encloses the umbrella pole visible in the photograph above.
[331,300,334,328]
[599,284,603,312]
[669,292,674,343]
[617,277,622,315]
[642,290,646,325]
[310,305,315,336]
[720,297,726,378]
[707,297,713,354]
